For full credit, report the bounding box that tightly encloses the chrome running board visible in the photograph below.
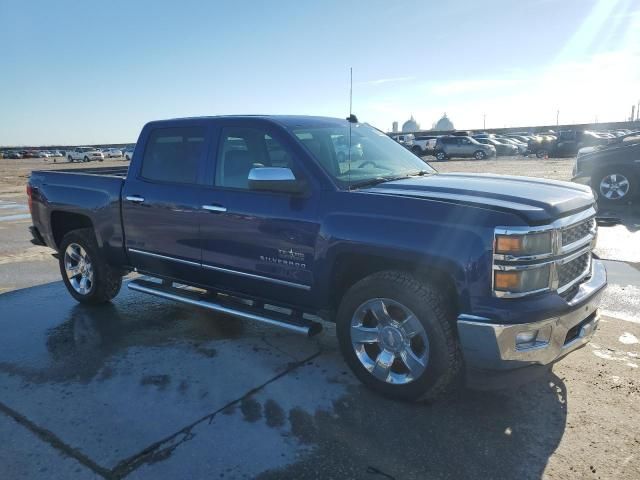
[128,278,322,337]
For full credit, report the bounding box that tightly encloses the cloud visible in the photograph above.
[358,76,416,86]
[428,78,520,96]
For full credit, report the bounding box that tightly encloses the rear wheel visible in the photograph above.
[59,228,122,304]
[594,168,636,203]
[336,271,461,401]
[83,156,89,162]
[67,156,73,162]
[411,146,423,156]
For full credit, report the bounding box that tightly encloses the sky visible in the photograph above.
[1,0,639,146]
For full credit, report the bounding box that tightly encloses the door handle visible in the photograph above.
[126,195,145,203]
[202,204,227,213]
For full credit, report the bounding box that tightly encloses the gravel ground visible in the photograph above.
[429,155,575,181]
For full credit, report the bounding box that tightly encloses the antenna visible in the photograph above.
[349,67,353,118]
[348,67,353,190]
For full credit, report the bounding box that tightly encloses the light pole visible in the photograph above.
[556,110,559,129]
[483,113,486,130]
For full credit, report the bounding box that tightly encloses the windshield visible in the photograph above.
[292,123,435,188]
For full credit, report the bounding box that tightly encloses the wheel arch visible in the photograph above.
[328,252,463,319]
[50,211,95,248]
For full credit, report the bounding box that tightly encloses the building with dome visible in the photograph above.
[401,115,420,132]
[433,113,454,131]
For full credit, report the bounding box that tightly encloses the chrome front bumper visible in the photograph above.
[457,260,606,371]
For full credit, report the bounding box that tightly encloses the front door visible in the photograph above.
[199,122,320,306]
[122,124,209,281]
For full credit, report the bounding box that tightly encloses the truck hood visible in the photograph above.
[362,173,594,225]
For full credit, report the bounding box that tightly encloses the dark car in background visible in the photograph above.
[528,133,558,158]
[572,131,640,203]
[553,130,609,157]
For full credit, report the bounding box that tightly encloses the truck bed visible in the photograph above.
[28,166,128,265]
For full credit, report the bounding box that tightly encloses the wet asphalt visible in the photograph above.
[0,198,639,479]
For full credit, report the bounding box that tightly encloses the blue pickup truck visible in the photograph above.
[27,115,606,400]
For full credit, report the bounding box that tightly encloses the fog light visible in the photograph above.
[516,331,537,345]
[515,325,552,350]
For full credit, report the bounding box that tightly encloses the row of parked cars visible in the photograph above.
[392,128,638,161]
[392,129,640,204]
[1,146,135,162]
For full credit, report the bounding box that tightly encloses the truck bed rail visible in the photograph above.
[34,165,129,178]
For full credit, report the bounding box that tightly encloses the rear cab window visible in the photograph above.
[141,126,206,184]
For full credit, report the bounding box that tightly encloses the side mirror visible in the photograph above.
[248,167,304,194]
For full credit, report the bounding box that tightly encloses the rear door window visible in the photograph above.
[141,126,206,184]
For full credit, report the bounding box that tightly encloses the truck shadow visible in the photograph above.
[260,370,568,480]
[597,202,640,232]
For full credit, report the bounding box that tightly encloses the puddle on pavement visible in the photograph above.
[0,292,280,385]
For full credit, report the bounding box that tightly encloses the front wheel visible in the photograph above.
[336,271,461,401]
[83,156,89,162]
[59,228,122,304]
[474,150,487,160]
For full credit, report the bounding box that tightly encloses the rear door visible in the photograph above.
[198,120,320,306]
[122,122,210,280]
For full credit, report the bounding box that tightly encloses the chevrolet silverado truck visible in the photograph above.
[27,115,606,401]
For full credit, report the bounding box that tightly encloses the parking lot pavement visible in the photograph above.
[0,277,638,479]
[0,412,101,480]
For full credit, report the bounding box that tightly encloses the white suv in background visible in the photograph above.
[67,147,104,162]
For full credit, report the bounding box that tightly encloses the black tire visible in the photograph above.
[593,167,637,204]
[67,156,73,162]
[435,151,447,161]
[411,146,422,156]
[83,156,89,162]
[473,150,486,160]
[536,149,548,159]
[59,228,122,304]
[336,271,461,402]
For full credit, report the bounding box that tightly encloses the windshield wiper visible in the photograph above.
[350,175,409,189]
[350,170,434,189]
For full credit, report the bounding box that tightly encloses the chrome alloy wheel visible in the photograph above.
[64,243,94,295]
[599,173,630,200]
[350,298,429,384]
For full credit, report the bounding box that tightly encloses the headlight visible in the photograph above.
[494,264,551,294]
[495,231,552,256]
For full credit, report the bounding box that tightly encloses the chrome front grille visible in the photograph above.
[562,218,595,247]
[557,252,591,287]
